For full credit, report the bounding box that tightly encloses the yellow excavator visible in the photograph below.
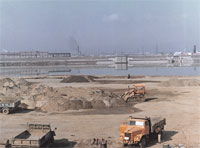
[121,84,145,102]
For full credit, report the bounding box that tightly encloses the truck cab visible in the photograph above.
[120,116,166,148]
[134,84,145,96]
[120,117,150,147]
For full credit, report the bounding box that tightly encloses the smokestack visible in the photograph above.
[68,36,81,56]
[193,45,196,54]
[77,45,81,56]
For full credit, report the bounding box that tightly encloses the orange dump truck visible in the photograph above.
[120,116,166,148]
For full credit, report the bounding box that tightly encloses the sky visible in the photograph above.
[0,0,200,55]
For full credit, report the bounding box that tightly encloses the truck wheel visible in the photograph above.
[2,108,9,115]
[139,137,146,148]
[123,143,128,147]
[50,136,54,143]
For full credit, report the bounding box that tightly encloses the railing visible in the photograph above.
[12,139,39,146]
[28,123,51,130]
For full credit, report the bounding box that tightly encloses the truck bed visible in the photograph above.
[12,130,52,147]
[10,124,55,148]
[0,100,20,108]
[151,117,166,133]
[15,130,49,140]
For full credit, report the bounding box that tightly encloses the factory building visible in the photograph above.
[0,51,71,58]
[49,52,71,57]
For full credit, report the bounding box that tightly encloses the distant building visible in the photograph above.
[0,51,71,58]
[49,52,71,57]
[114,56,128,64]
[173,52,182,56]
[173,52,191,56]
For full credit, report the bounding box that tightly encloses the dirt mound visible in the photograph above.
[61,75,89,83]
[39,93,123,112]
[0,78,15,88]
[87,75,98,81]
[40,98,93,112]
[0,78,13,84]
[0,78,33,97]
[0,77,125,112]
[160,78,200,87]
[31,84,54,96]
[61,75,98,83]
[16,78,32,86]
[66,99,84,110]
[31,86,125,112]
[0,78,31,88]
[40,100,66,112]
[91,99,106,109]
[82,100,93,109]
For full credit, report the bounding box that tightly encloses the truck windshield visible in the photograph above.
[135,87,143,90]
[128,121,144,126]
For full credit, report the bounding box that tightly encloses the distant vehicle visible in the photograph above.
[120,116,166,148]
[0,100,21,114]
[6,123,56,148]
[121,84,145,102]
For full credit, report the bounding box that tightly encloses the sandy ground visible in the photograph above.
[0,75,200,148]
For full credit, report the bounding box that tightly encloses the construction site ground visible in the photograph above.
[0,75,199,148]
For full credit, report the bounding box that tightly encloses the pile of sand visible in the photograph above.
[16,78,32,86]
[0,78,31,88]
[40,98,94,112]
[91,99,106,109]
[61,75,97,83]
[0,77,124,112]
[0,78,32,92]
[160,78,200,87]
[0,78,20,95]
[39,90,123,112]
[0,78,16,88]
[40,96,119,112]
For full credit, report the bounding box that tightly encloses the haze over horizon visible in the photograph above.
[0,0,199,55]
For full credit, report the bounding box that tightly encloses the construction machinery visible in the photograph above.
[120,116,166,148]
[6,123,56,148]
[0,100,21,114]
[121,84,145,102]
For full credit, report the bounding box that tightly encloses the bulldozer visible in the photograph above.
[121,84,145,102]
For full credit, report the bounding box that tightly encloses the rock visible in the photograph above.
[103,99,111,107]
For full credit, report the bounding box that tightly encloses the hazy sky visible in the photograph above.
[0,0,200,54]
